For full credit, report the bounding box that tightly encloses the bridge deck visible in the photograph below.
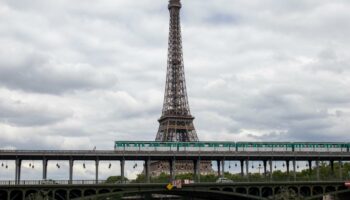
[1,150,350,160]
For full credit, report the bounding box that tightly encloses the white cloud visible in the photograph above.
[0,0,350,179]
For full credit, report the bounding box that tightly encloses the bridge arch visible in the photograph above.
[98,188,112,194]
[248,187,260,196]
[112,189,124,193]
[325,186,336,193]
[0,190,8,200]
[10,189,24,200]
[236,187,247,194]
[288,186,299,196]
[222,187,234,192]
[300,186,311,197]
[25,189,39,199]
[261,187,273,198]
[274,186,281,195]
[54,189,68,200]
[83,189,96,197]
[312,186,324,196]
[72,188,265,200]
[337,185,348,191]
[69,189,82,199]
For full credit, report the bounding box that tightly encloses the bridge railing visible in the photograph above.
[0,180,109,185]
[221,177,348,183]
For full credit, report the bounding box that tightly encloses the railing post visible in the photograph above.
[43,158,48,180]
[120,159,125,183]
[69,159,74,184]
[95,159,99,184]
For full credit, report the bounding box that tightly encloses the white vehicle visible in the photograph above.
[216,177,233,183]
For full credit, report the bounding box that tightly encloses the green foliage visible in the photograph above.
[105,176,128,183]
[200,173,217,182]
[132,173,145,183]
[152,172,171,183]
[107,162,350,183]
[223,172,246,181]
[175,173,193,180]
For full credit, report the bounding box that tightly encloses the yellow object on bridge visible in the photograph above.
[166,183,174,190]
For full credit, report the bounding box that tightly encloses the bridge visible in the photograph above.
[1,149,350,183]
[1,149,350,199]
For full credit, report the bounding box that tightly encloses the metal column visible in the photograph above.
[69,159,74,184]
[286,160,290,177]
[263,160,267,177]
[293,160,296,181]
[269,160,273,180]
[240,160,244,177]
[221,159,225,178]
[43,159,48,180]
[145,158,151,183]
[170,159,175,182]
[339,160,343,180]
[193,159,200,182]
[120,159,125,183]
[193,160,197,182]
[95,159,99,184]
[316,160,320,181]
[308,160,312,174]
[15,159,21,184]
[330,160,334,176]
[245,160,249,180]
[217,160,221,177]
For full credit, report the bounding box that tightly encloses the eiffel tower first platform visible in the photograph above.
[151,0,213,176]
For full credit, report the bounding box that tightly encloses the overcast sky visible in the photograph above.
[1,0,350,179]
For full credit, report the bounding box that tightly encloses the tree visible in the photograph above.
[105,176,128,183]
[107,162,350,183]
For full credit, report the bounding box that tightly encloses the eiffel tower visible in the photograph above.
[151,0,213,176]
[155,0,197,142]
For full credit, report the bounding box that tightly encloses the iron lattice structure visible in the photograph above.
[152,0,212,176]
[155,0,198,142]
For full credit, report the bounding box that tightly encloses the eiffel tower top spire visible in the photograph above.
[161,0,191,118]
[168,0,181,9]
[155,0,198,142]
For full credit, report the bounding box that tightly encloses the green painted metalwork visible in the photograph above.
[1,181,348,200]
[115,141,350,152]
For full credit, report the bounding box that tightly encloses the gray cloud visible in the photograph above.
[0,0,349,158]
